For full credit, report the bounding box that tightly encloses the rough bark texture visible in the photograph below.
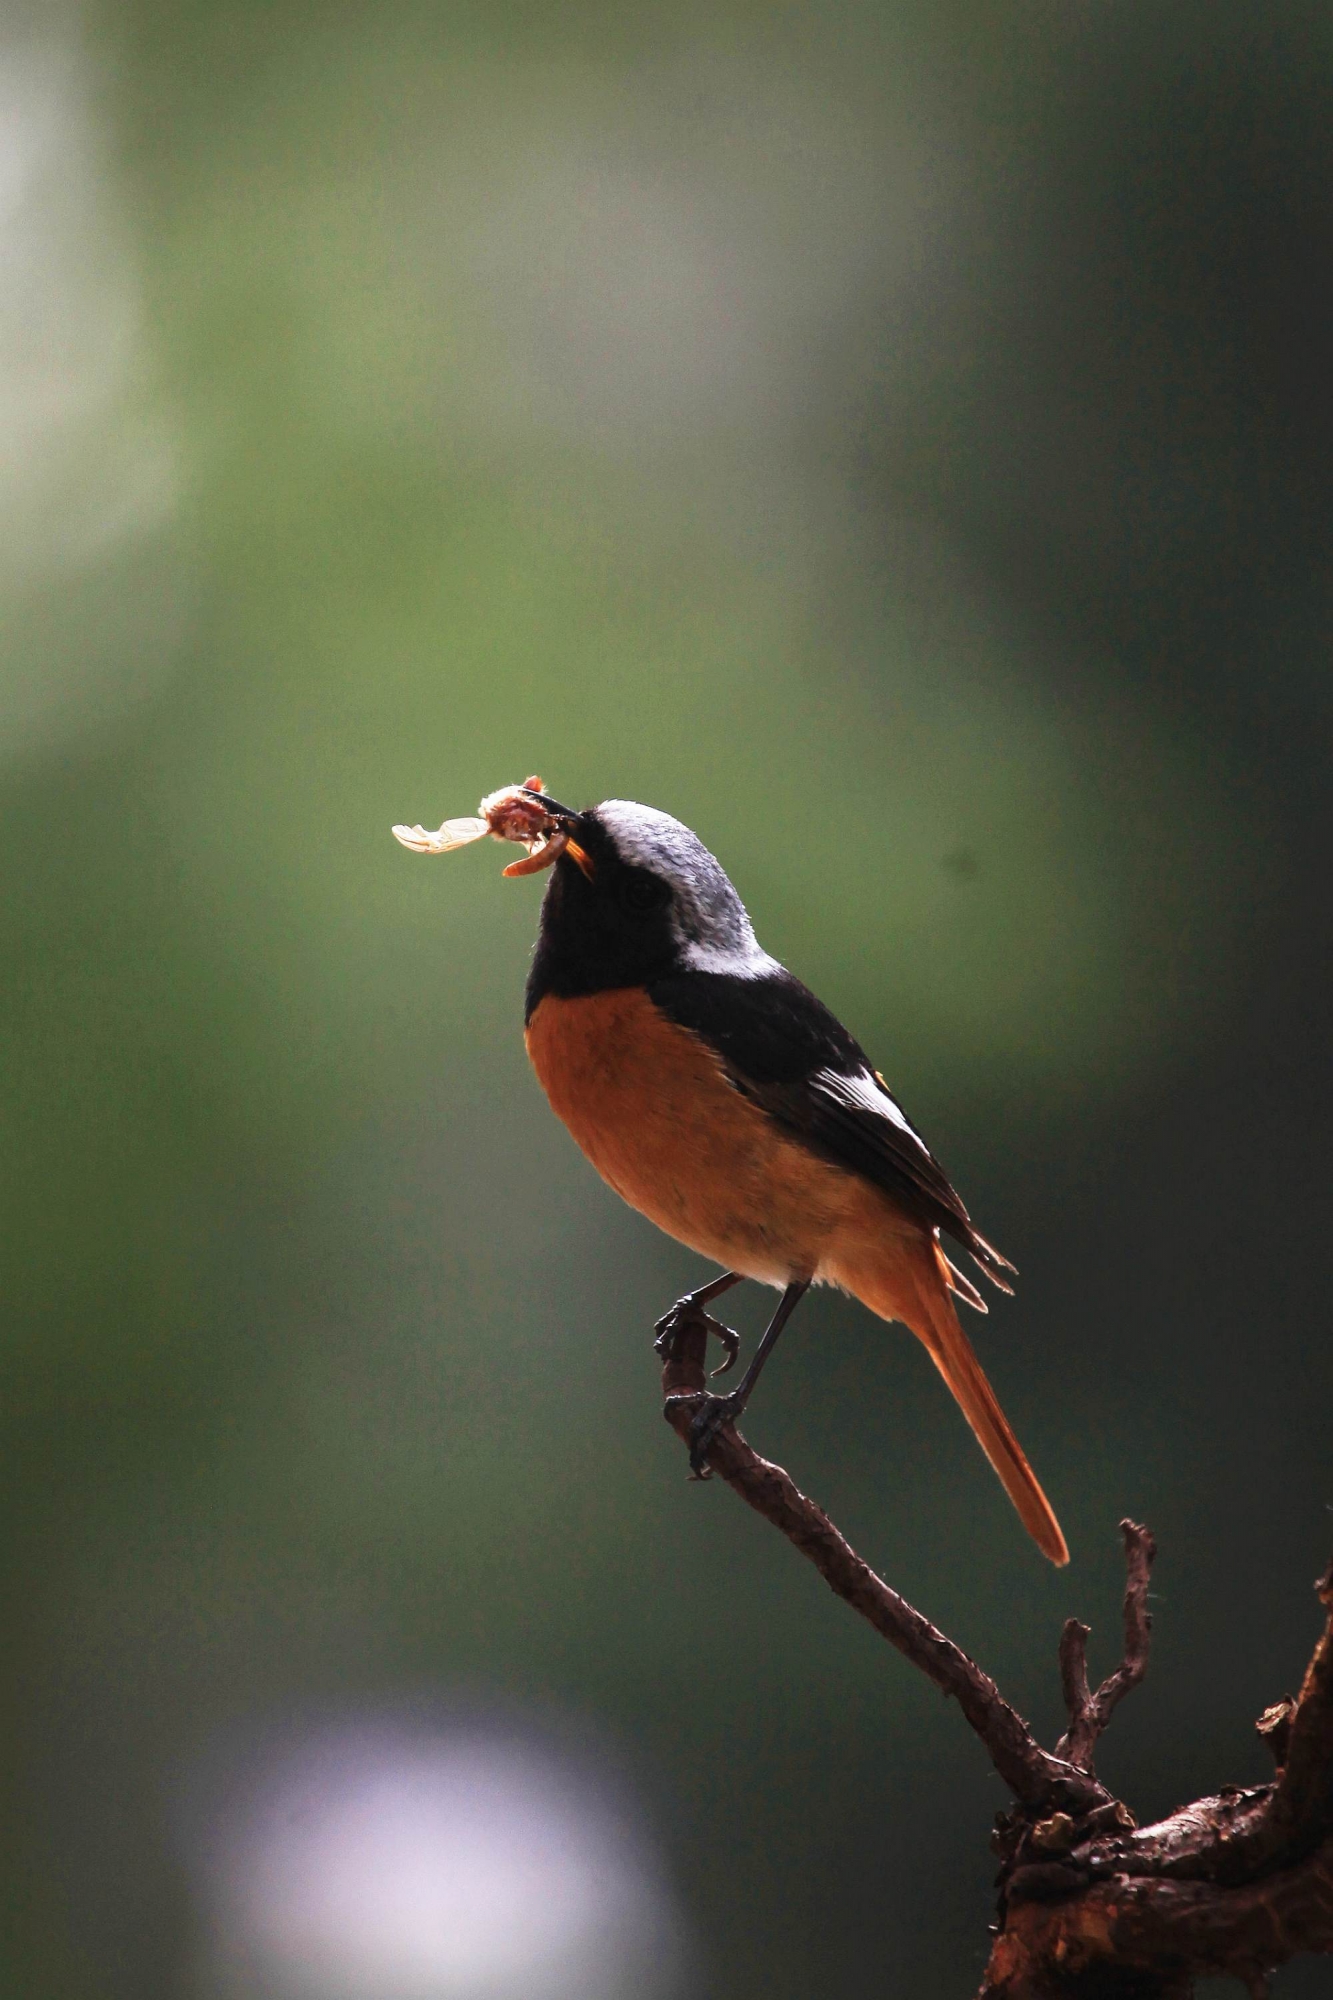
[660,1309,1333,1997]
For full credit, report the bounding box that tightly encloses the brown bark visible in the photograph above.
[660,1310,1333,1997]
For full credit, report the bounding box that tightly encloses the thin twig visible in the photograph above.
[1254,1559,1333,1862]
[661,1313,1107,1814]
[1054,1521,1155,1771]
[1095,1521,1157,1727]
[656,1310,1333,1992]
[1255,1698,1296,1769]
[1057,1620,1093,1764]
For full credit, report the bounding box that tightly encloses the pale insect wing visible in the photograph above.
[391,815,490,854]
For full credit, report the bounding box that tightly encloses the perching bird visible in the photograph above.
[394,784,1068,1565]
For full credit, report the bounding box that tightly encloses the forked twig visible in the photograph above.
[1054,1520,1157,1770]
[657,1309,1333,1995]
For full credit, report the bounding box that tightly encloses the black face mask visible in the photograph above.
[525,841,679,1016]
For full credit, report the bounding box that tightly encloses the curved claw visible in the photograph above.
[708,1325,741,1378]
[654,1299,741,1374]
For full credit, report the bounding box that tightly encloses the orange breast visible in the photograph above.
[526,991,1067,1561]
[525,988,878,1286]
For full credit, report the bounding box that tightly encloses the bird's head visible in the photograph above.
[391,780,775,997]
[529,797,775,992]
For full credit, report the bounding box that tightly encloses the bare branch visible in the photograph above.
[1175,1558,1333,1885]
[1053,1520,1155,1772]
[981,1835,1333,1997]
[1265,1560,1333,1855]
[661,1314,1107,1812]
[656,1312,1333,1993]
[1057,1618,1092,1754]
[1256,1698,1297,1769]
[1094,1519,1157,1726]
[1218,1558,1333,1880]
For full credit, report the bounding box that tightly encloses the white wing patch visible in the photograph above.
[813,1066,921,1142]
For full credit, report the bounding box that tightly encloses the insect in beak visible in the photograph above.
[501,832,596,879]
[502,832,569,877]
[390,815,491,854]
[392,776,590,879]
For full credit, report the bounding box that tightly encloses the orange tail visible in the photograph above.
[916,1272,1069,1565]
[829,1232,1069,1565]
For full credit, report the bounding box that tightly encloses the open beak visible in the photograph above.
[522,790,580,822]
[501,830,596,880]
[500,790,595,880]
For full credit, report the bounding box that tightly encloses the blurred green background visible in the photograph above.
[2,2,1331,1993]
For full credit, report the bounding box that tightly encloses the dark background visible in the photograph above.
[1,3,1330,1994]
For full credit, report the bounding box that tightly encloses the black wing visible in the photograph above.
[647,966,1015,1292]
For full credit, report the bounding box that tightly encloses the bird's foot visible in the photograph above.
[653,1299,741,1377]
[686,1390,744,1478]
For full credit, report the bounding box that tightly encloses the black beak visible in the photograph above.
[530,792,583,824]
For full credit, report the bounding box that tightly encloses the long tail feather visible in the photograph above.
[921,1246,1068,1564]
[825,1226,1069,1564]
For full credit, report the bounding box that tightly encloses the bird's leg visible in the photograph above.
[654,1271,743,1375]
[687,1278,810,1476]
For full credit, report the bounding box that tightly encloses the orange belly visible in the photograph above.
[525,987,920,1289]
[526,989,1069,1563]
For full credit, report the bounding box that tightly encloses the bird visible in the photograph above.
[396,784,1068,1565]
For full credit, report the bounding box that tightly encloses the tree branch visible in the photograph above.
[661,1308,1105,1814]
[658,1310,1333,1995]
[1264,1559,1333,1856]
[980,1837,1333,1998]
[1054,1520,1156,1772]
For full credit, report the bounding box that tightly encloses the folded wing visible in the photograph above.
[647,967,1015,1294]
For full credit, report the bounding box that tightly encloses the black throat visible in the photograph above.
[524,834,681,1021]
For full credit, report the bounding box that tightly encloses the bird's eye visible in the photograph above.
[619,869,670,916]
